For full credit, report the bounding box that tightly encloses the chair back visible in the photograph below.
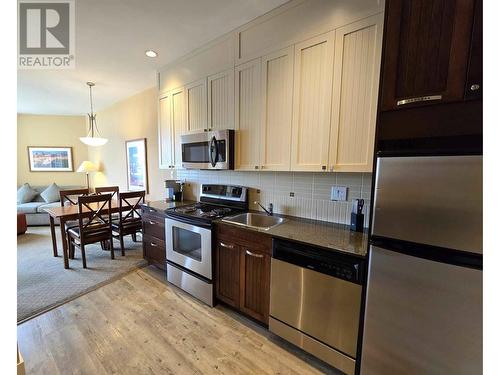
[60,188,90,207]
[95,186,119,200]
[77,194,113,242]
[118,191,146,226]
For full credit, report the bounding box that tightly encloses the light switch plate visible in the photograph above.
[331,186,348,201]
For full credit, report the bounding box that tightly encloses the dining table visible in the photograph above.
[44,201,128,269]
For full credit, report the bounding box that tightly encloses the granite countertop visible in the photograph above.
[219,212,369,258]
[140,199,196,214]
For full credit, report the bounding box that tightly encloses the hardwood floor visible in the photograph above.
[18,266,339,375]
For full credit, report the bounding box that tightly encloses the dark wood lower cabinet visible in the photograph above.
[142,209,166,270]
[215,223,272,325]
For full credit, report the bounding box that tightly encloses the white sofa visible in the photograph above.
[17,185,85,226]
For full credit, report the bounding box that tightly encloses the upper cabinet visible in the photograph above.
[185,78,207,133]
[380,0,476,111]
[329,14,384,172]
[208,69,235,130]
[171,87,186,168]
[158,91,174,169]
[260,46,294,171]
[235,59,262,171]
[290,32,334,172]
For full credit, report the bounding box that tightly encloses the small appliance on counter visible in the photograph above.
[350,199,364,232]
[164,180,182,201]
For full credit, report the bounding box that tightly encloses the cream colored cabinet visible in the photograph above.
[260,46,294,171]
[290,32,335,172]
[158,91,174,169]
[185,78,207,133]
[329,14,383,172]
[208,69,234,130]
[235,58,262,171]
[171,87,186,168]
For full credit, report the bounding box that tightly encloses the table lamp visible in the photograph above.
[77,161,97,190]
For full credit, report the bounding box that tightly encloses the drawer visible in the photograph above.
[142,216,165,240]
[143,234,166,266]
[141,206,166,220]
[216,223,272,255]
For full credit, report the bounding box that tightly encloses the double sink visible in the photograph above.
[222,212,285,231]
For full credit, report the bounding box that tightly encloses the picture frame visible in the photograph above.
[28,146,74,172]
[125,138,149,193]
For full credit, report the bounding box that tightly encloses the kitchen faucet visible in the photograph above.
[254,201,273,216]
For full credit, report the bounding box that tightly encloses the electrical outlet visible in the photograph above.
[331,186,348,201]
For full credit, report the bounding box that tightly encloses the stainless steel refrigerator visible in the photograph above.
[361,155,482,374]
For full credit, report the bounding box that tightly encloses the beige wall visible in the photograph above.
[17,114,89,187]
[87,87,171,200]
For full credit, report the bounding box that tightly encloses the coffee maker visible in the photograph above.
[164,180,182,201]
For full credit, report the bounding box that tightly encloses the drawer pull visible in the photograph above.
[220,242,234,249]
[396,95,442,106]
[148,220,156,225]
[246,250,264,258]
[150,242,158,247]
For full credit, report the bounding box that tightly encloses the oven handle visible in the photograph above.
[165,214,212,229]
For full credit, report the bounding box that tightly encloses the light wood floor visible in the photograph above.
[18,266,340,375]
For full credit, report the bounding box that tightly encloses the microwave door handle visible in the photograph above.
[209,136,218,167]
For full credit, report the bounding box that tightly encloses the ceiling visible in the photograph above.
[17,0,289,115]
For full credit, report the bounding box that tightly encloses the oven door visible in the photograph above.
[166,218,212,280]
[181,129,232,170]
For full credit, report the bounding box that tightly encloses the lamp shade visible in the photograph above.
[77,161,97,173]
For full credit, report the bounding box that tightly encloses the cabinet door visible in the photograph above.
[216,240,240,308]
[380,0,475,110]
[235,58,261,171]
[185,78,207,132]
[290,32,334,172]
[171,87,186,168]
[158,91,173,169]
[208,69,234,131]
[329,14,383,172]
[260,46,294,171]
[239,247,270,324]
[464,0,482,101]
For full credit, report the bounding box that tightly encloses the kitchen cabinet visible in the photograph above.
[464,0,482,101]
[260,46,294,171]
[215,223,272,324]
[185,78,208,133]
[208,69,234,130]
[329,14,384,172]
[235,58,262,171]
[290,32,334,172]
[158,91,174,169]
[380,0,476,111]
[171,87,186,168]
[141,208,167,270]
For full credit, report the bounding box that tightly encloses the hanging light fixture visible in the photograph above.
[80,81,108,146]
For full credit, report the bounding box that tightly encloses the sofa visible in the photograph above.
[17,185,85,226]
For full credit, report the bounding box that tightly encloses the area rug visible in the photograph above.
[17,226,147,323]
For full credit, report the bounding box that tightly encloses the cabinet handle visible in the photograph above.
[396,95,442,106]
[150,242,158,247]
[470,84,480,91]
[254,165,259,170]
[148,220,156,225]
[321,165,326,170]
[245,250,264,258]
[220,242,234,249]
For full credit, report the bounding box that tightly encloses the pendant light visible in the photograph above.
[80,81,108,146]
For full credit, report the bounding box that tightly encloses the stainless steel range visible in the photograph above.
[165,184,248,306]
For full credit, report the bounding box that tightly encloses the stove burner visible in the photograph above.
[172,203,239,221]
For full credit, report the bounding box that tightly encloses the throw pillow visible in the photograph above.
[17,183,38,204]
[40,183,61,203]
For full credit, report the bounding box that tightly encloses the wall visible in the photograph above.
[17,114,89,187]
[87,87,172,200]
[176,169,372,227]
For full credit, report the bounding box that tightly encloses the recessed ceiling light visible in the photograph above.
[145,50,158,58]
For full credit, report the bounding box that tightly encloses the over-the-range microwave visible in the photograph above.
[181,129,234,170]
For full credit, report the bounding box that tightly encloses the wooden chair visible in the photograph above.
[59,188,90,251]
[67,194,114,268]
[112,191,145,255]
[95,186,119,200]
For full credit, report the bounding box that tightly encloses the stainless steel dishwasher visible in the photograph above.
[269,238,365,375]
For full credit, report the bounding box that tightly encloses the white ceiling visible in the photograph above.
[17,0,289,115]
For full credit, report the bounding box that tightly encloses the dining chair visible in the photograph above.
[112,191,145,255]
[95,186,119,199]
[59,188,90,255]
[67,193,114,268]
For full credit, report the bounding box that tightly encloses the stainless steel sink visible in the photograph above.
[222,212,285,231]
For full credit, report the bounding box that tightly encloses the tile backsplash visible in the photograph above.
[174,170,372,227]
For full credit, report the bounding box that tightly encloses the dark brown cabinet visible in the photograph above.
[141,208,166,270]
[215,223,272,324]
[380,0,478,111]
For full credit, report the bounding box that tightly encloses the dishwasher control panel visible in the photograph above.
[272,238,365,284]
